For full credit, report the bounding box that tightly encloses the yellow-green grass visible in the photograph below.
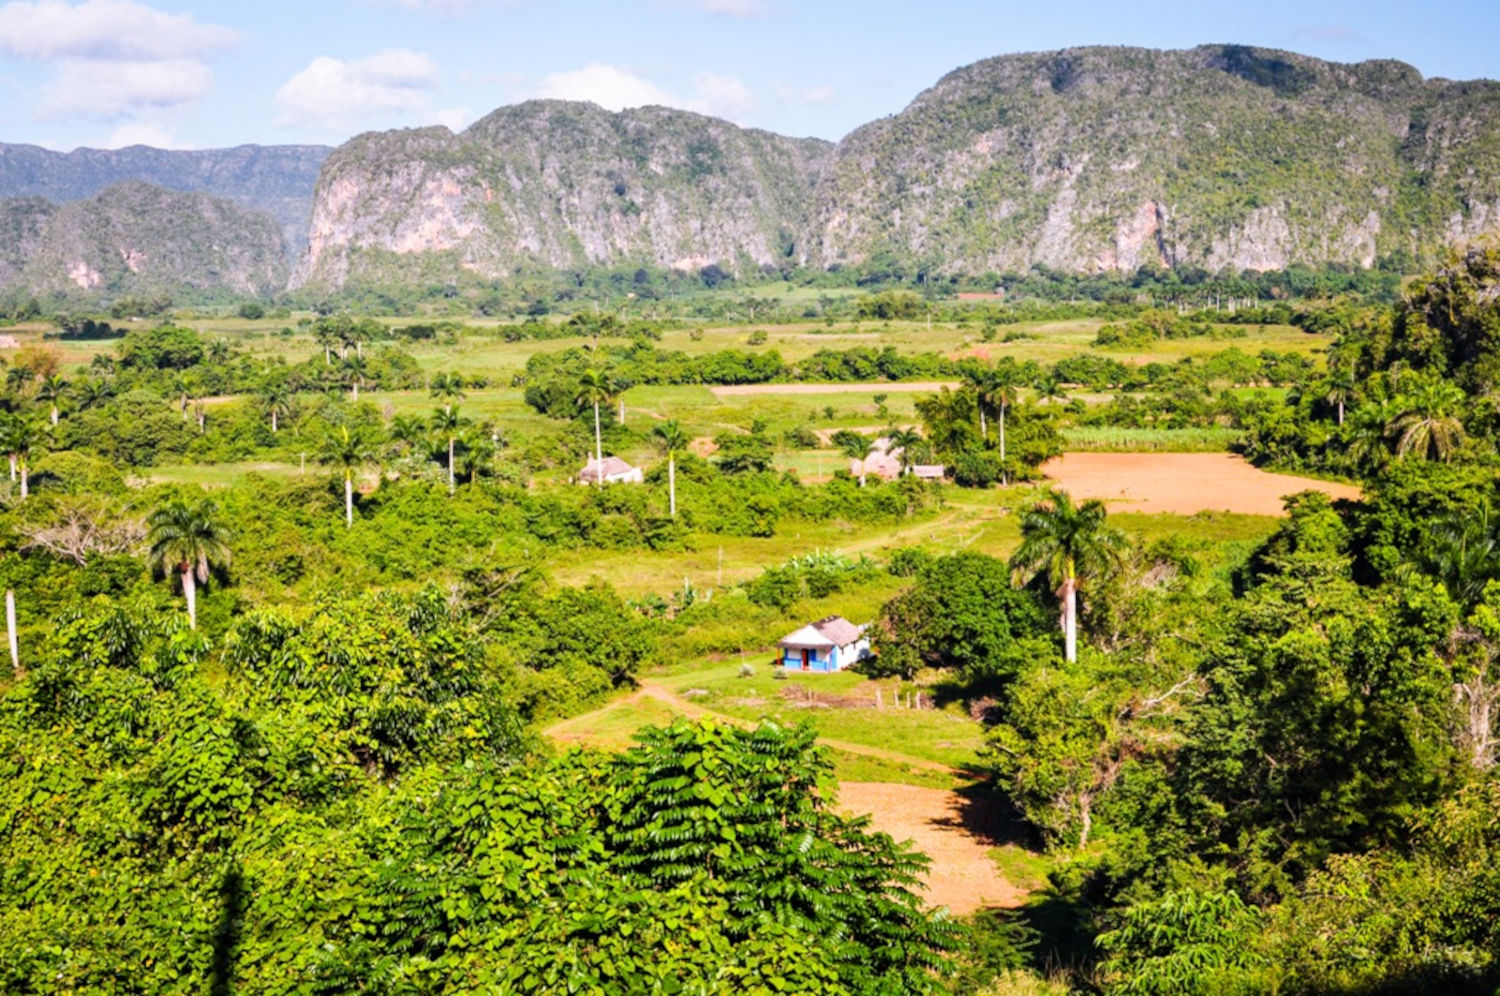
[545,693,682,751]
[1060,426,1242,452]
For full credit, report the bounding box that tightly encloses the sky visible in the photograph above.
[0,0,1495,151]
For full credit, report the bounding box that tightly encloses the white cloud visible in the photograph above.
[103,117,174,147]
[533,63,757,122]
[38,56,210,117]
[434,106,470,131]
[773,82,836,106]
[689,71,755,119]
[274,49,440,128]
[535,63,676,112]
[0,0,238,60]
[364,0,523,12]
[0,1,235,127]
[653,0,768,16]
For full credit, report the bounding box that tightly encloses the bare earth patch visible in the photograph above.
[709,381,958,397]
[838,782,1025,914]
[1042,452,1361,516]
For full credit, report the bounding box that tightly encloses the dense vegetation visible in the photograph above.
[1,244,1499,993]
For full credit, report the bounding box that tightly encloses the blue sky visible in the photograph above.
[0,0,1495,151]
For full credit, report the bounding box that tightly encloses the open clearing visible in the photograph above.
[838,783,1025,914]
[710,381,959,397]
[1044,452,1361,515]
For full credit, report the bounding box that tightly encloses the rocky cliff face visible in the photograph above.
[296,101,832,289]
[813,45,1500,275]
[0,182,288,298]
[0,143,330,252]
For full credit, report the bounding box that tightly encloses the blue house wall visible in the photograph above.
[781,646,840,672]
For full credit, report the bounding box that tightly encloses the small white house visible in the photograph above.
[777,615,871,673]
[577,456,643,485]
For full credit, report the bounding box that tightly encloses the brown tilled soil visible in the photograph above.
[1042,452,1361,516]
[709,381,959,397]
[837,782,1026,914]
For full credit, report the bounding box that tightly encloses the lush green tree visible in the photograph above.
[651,418,690,517]
[429,370,465,413]
[318,424,376,528]
[146,497,230,630]
[885,426,925,476]
[34,374,67,427]
[1009,489,1128,662]
[834,429,874,487]
[1389,379,1467,462]
[575,367,619,484]
[429,405,468,494]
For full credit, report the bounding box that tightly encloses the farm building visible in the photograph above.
[849,436,943,482]
[778,615,870,673]
[912,464,946,480]
[577,456,643,485]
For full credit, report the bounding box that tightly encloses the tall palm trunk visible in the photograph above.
[345,472,354,528]
[447,437,456,494]
[979,406,987,441]
[593,400,603,486]
[271,410,278,433]
[859,459,867,488]
[352,381,359,401]
[669,452,677,517]
[18,458,26,500]
[999,403,1008,462]
[7,454,14,481]
[1060,575,1078,663]
[6,589,17,674]
[1337,400,1345,426]
[181,565,197,630]
[49,406,58,427]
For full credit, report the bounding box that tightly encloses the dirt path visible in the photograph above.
[710,381,958,397]
[544,685,1022,914]
[838,782,1025,913]
[1043,451,1361,516]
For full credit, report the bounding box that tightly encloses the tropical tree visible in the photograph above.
[341,353,370,401]
[834,430,874,487]
[4,417,37,498]
[430,372,466,414]
[387,413,427,455]
[575,368,619,485]
[0,414,20,483]
[34,374,67,426]
[257,381,293,434]
[652,419,690,517]
[146,497,230,630]
[1036,376,1069,407]
[960,363,1000,440]
[456,432,495,485]
[1389,380,1467,462]
[1323,370,1357,427]
[1009,489,1128,662]
[430,406,469,494]
[992,360,1024,461]
[319,424,376,527]
[68,376,109,412]
[885,426,925,476]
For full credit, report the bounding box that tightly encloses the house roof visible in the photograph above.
[578,456,637,481]
[779,615,865,649]
[912,464,946,479]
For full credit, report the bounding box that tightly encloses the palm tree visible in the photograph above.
[960,363,1000,440]
[387,413,427,455]
[456,432,495,485]
[575,368,619,485]
[206,338,232,365]
[68,376,109,412]
[319,424,376,528]
[885,426,924,475]
[341,353,370,401]
[1323,370,1357,427]
[6,417,37,499]
[1401,508,1500,609]
[652,419,690,517]
[1009,489,1128,663]
[430,372,466,415]
[258,381,293,434]
[0,414,20,483]
[35,374,67,426]
[146,497,230,630]
[1036,376,1069,407]
[992,360,1023,462]
[1389,381,1467,462]
[430,406,469,494]
[834,430,874,487]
